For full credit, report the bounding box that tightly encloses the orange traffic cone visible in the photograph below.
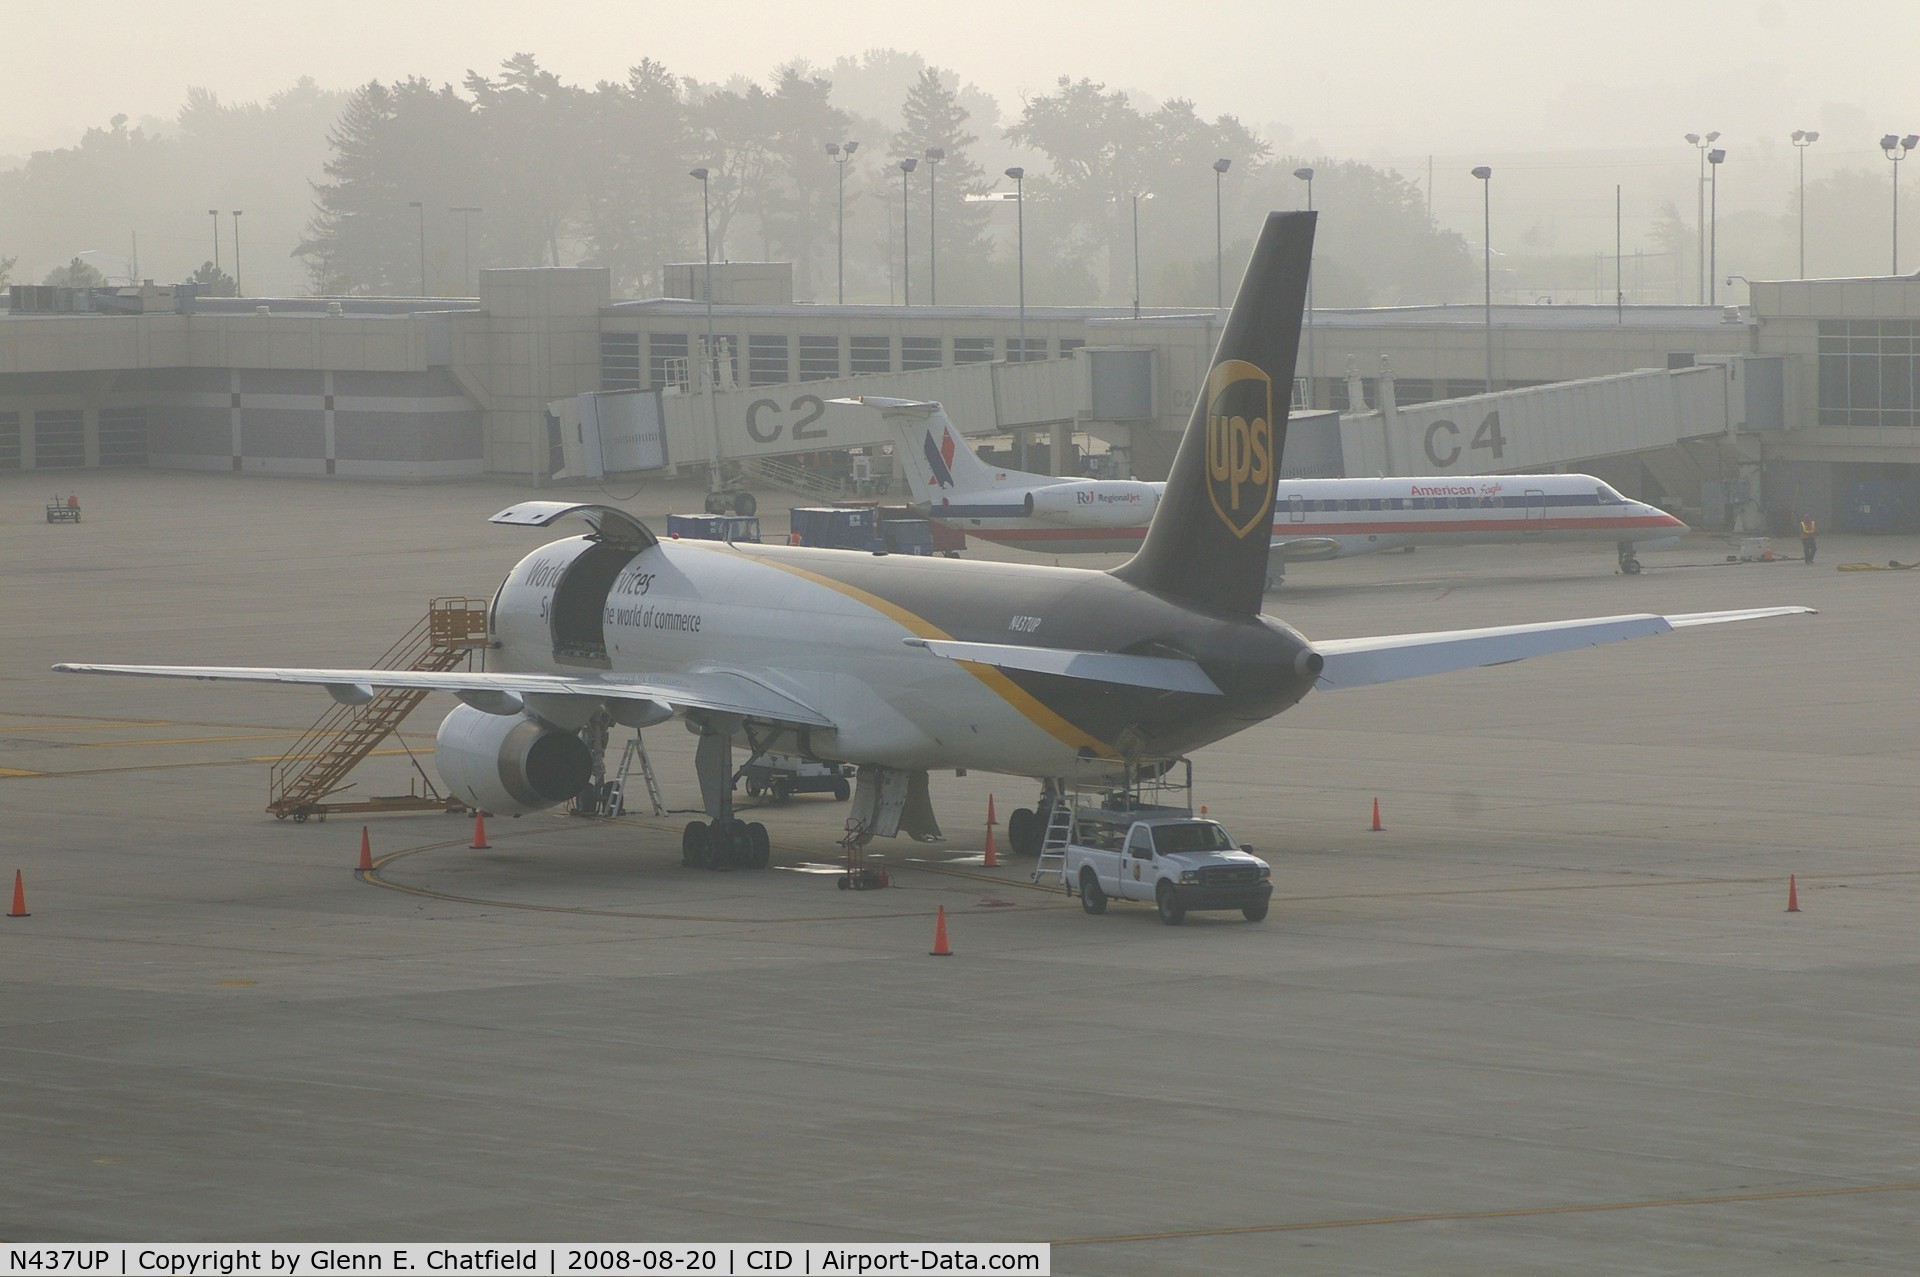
[357,826,373,873]
[8,870,27,917]
[470,811,492,850]
[1370,798,1384,832]
[1786,874,1800,913]
[930,905,953,957]
[983,794,998,868]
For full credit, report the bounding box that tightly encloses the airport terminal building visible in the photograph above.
[4,261,1919,531]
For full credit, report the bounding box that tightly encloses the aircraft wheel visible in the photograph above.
[734,492,757,517]
[1007,808,1036,855]
[1079,869,1108,915]
[832,778,850,801]
[747,822,771,869]
[682,821,710,868]
[1622,556,1642,575]
[1156,882,1186,926]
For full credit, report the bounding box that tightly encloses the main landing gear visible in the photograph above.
[680,716,772,871]
[681,818,770,871]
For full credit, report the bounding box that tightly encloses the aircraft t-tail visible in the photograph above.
[859,396,1686,578]
[56,212,1810,867]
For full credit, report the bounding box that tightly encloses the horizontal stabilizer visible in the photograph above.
[1312,606,1814,690]
[52,663,834,727]
[903,639,1222,695]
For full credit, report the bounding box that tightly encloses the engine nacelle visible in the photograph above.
[1023,481,1160,527]
[435,703,593,816]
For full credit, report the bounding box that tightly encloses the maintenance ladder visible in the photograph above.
[1029,800,1076,886]
[603,733,666,817]
[267,597,489,822]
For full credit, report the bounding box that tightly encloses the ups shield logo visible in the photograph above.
[1204,359,1275,538]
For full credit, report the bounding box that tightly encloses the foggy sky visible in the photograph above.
[8,0,1915,296]
[9,0,1911,161]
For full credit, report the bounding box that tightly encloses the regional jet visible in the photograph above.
[867,398,1685,578]
[57,212,1806,867]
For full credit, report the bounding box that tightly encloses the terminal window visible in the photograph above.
[1059,338,1085,355]
[0,412,18,469]
[1819,319,1918,428]
[901,336,942,371]
[34,409,84,468]
[1009,337,1047,363]
[649,333,690,390]
[601,331,642,391]
[954,337,996,364]
[97,407,147,467]
[850,336,892,375]
[748,335,790,386]
[799,335,841,381]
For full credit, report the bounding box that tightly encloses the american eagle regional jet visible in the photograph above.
[863,398,1685,577]
[57,213,1808,867]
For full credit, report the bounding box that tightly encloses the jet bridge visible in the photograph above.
[1323,357,1784,522]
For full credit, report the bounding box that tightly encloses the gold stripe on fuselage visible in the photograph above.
[739,551,1116,759]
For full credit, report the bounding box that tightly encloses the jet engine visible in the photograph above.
[435,703,593,815]
[1024,481,1160,527]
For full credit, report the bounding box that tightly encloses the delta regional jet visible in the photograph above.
[57,213,1808,870]
[863,397,1686,578]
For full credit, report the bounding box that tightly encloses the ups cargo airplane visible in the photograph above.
[863,394,1686,578]
[56,213,1808,867]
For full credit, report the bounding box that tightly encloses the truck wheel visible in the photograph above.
[1242,899,1270,922]
[746,778,763,799]
[1155,882,1186,926]
[1079,869,1107,915]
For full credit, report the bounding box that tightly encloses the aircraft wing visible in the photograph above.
[903,639,1223,695]
[1268,536,1345,563]
[51,663,836,728]
[1311,607,1814,691]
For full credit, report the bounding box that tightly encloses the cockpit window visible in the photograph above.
[1595,483,1627,504]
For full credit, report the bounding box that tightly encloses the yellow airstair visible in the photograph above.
[267,597,490,822]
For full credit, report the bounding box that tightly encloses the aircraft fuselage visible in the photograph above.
[491,536,1318,780]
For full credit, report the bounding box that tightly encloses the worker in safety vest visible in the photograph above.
[1799,517,1818,565]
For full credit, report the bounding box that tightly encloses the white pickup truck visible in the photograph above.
[1062,808,1273,925]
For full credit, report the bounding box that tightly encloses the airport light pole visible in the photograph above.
[231,210,243,297]
[825,140,858,304]
[690,167,722,505]
[1791,130,1819,278]
[451,206,482,294]
[1707,148,1725,303]
[898,157,918,306]
[1684,131,1719,303]
[1131,191,1147,320]
[1473,166,1493,395]
[1005,167,1026,362]
[1293,165,1316,408]
[408,201,425,295]
[1212,157,1231,308]
[1881,133,1918,274]
[207,209,220,275]
[925,147,943,306]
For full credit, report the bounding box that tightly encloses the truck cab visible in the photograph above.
[1063,809,1272,925]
